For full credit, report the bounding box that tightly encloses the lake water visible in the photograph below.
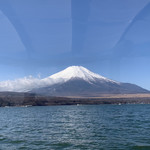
[0,104,150,150]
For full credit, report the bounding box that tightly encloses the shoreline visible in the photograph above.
[1,92,150,107]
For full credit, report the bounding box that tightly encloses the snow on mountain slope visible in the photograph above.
[48,66,118,84]
[0,66,126,92]
[31,66,149,96]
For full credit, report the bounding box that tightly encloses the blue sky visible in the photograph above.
[0,0,150,90]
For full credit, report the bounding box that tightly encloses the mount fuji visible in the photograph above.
[31,66,149,97]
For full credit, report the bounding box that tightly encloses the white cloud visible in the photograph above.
[0,76,53,92]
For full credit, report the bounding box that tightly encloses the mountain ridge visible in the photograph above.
[0,66,149,96]
[31,66,149,97]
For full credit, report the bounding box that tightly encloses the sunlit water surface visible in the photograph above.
[0,104,150,150]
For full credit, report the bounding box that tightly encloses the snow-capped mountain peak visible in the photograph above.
[0,66,149,95]
[49,66,117,83]
[0,66,119,92]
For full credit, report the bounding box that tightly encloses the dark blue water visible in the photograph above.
[0,104,150,150]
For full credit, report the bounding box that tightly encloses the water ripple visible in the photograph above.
[0,104,150,149]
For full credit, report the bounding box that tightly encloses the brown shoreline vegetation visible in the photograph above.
[1,92,150,107]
